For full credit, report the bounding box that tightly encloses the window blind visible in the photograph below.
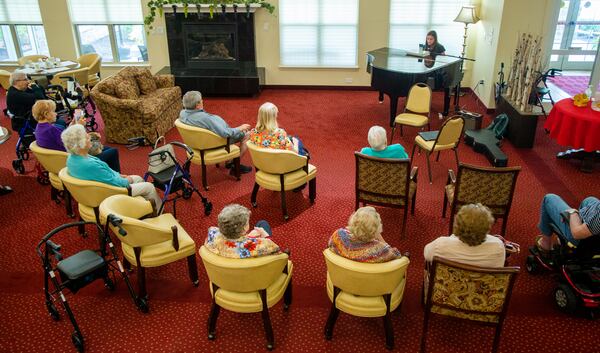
[389,0,469,56]
[0,0,42,23]
[279,0,358,67]
[68,0,144,24]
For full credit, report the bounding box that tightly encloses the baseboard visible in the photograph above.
[262,84,373,91]
[463,87,496,114]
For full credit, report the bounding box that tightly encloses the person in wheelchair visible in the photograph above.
[32,100,121,172]
[535,193,600,255]
[6,71,48,121]
[60,124,161,209]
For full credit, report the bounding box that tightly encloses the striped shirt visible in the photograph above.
[580,198,600,235]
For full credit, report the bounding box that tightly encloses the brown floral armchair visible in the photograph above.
[90,66,182,144]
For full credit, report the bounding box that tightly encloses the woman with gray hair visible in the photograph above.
[204,204,280,258]
[360,125,408,159]
[61,124,162,209]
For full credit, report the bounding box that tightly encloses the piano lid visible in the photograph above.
[366,47,461,74]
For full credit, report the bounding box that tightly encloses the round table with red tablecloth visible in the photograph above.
[544,98,600,172]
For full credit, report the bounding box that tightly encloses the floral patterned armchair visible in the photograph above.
[90,66,182,144]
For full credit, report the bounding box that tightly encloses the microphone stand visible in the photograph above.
[436,53,476,113]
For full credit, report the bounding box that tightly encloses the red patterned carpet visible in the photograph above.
[548,75,589,97]
[0,89,599,353]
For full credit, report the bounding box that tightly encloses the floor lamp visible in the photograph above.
[453,5,480,110]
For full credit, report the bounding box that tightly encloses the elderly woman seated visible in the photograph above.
[249,102,308,156]
[33,100,121,172]
[328,206,402,263]
[6,71,46,119]
[204,204,280,259]
[60,124,161,208]
[360,126,408,159]
[424,203,505,267]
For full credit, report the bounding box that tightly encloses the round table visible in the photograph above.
[544,98,600,172]
[0,126,13,195]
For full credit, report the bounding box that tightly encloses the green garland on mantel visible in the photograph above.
[144,1,276,28]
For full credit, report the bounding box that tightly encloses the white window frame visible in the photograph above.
[0,0,48,62]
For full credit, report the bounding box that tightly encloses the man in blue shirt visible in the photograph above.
[179,91,252,173]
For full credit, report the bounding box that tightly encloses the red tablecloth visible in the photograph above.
[544,98,600,152]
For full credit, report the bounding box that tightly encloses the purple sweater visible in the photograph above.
[35,123,66,151]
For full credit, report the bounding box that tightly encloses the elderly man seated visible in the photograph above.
[179,90,252,174]
[6,71,46,119]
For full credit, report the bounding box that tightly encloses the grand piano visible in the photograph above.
[366,47,462,126]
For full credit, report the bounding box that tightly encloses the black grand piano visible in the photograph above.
[367,47,462,126]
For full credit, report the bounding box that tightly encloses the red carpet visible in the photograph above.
[548,75,589,97]
[0,89,599,352]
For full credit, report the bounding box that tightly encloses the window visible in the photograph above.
[389,0,469,57]
[0,0,49,62]
[279,0,358,67]
[68,0,147,63]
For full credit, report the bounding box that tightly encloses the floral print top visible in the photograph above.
[204,226,281,259]
[249,128,294,151]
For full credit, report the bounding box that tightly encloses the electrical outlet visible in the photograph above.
[479,80,484,85]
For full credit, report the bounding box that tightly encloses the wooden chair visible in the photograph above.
[175,119,241,190]
[421,257,519,353]
[30,142,72,217]
[247,141,317,220]
[100,195,199,305]
[355,152,418,237]
[443,163,521,236]
[324,248,410,350]
[390,82,432,141]
[77,53,102,87]
[199,246,292,350]
[411,115,465,183]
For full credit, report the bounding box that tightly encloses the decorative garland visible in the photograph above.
[144,1,276,28]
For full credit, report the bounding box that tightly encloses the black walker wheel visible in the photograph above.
[38,171,50,185]
[46,301,60,321]
[526,255,540,274]
[12,159,25,174]
[71,331,84,352]
[182,186,193,200]
[104,277,115,291]
[204,202,213,216]
[137,297,149,313]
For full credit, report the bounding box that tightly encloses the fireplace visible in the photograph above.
[160,10,260,96]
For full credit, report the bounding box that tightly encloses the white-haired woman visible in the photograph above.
[249,102,308,156]
[61,124,162,208]
[204,204,280,258]
[360,126,408,159]
[328,206,402,263]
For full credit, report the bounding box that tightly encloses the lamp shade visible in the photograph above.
[454,6,480,24]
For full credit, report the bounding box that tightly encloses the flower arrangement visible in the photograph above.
[573,93,590,107]
[144,0,276,29]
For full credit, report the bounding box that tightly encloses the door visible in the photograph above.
[551,0,600,70]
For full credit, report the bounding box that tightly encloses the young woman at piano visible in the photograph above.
[425,30,446,56]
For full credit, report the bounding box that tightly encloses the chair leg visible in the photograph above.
[442,191,448,218]
[491,324,503,353]
[448,211,455,236]
[324,287,341,340]
[234,157,241,181]
[201,163,209,191]
[207,298,221,340]
[389,126,396,144]
[309,178,316,203]
[280,176,288,220]
[411,144,417,160]
[283,278,292,310]
[400,124,404,136]
[411,190,417,215]
[259,289,275,350]
[137,266,147,299]
[426,153,432,184]
[123,257,131,271]
[383,294,394,350]
[453,148,459,170]
[420,309,431,353]
[50,186,57,202]
[251,182,260,207]
[435,151,440,161]
[186,254,199,287]
[64,189,74,218]
[401,206,408,239]
[500,217,508,237]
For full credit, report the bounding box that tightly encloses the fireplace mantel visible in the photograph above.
[163,3,261,13]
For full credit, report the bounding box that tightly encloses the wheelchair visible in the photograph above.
[527,212,600,317]
[36,221,146,352]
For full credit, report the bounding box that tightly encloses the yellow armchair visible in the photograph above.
[77,53,101,87]
[100,194,199,303]
[175,119,241,190]
[50,67,90,91]
[199,246,293,350]
[30,142,72,217]
[323,248,410,350]
[247,142,317,220]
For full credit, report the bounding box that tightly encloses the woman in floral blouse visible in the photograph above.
[204,204,280,259]
[249,102,308,156]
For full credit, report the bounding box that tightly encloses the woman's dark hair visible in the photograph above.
[426,30,438,46]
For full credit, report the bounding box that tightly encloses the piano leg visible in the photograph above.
[389,95,399,127]
[378,91,384,103]
[443,88,450,116]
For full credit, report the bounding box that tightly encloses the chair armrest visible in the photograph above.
[447,169,456,185]
[410,166,418,182]
[171,225,179,251]
[154,74,174,89]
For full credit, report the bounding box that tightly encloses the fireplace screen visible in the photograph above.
[187,32,236,61]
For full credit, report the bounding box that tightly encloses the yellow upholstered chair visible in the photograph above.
[58,167,131,230]
[443,163,521,236]
[50,67,90,91]
[411,115,465,183]
[30,142,72,217]
[323,248,410,350]
[17,54,48,66]
[421,257,519,353]
[390,82,432,141]
[0,69,11,90]
[175,118,241,190]
[355,152,418,238]
[77,53,102,87]
[247,141,317,220]
[100,194,199,303]
[199,245,292,350]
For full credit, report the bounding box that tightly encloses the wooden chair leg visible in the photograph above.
[259,289,275,350]
[187,254,199,286]
[309,178,316,203]
[420,309,431,353]
[50,187,57,202]
[500,217,508,237]
[435,151,440,161]
[491,324,503,353]
[426,153,432,184]
[234,157,241,181]
[324,287,340,340]
[123,257,131,271]
[453,148,460,169]
[448,211,455,236]
[64,189,74,218]
[383,294,394,350]
[400,124,404,136]
[389,126,396,144]
[411,190,416,215]
[251,182,260,207]
[401,206,408,239]
[442,191,448,218]
[207,295,221,340]
[283,279,292,310]
[134,248,147,299]
[280,175,288,220]
[201,163,209,191]
[411,144,417,160]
